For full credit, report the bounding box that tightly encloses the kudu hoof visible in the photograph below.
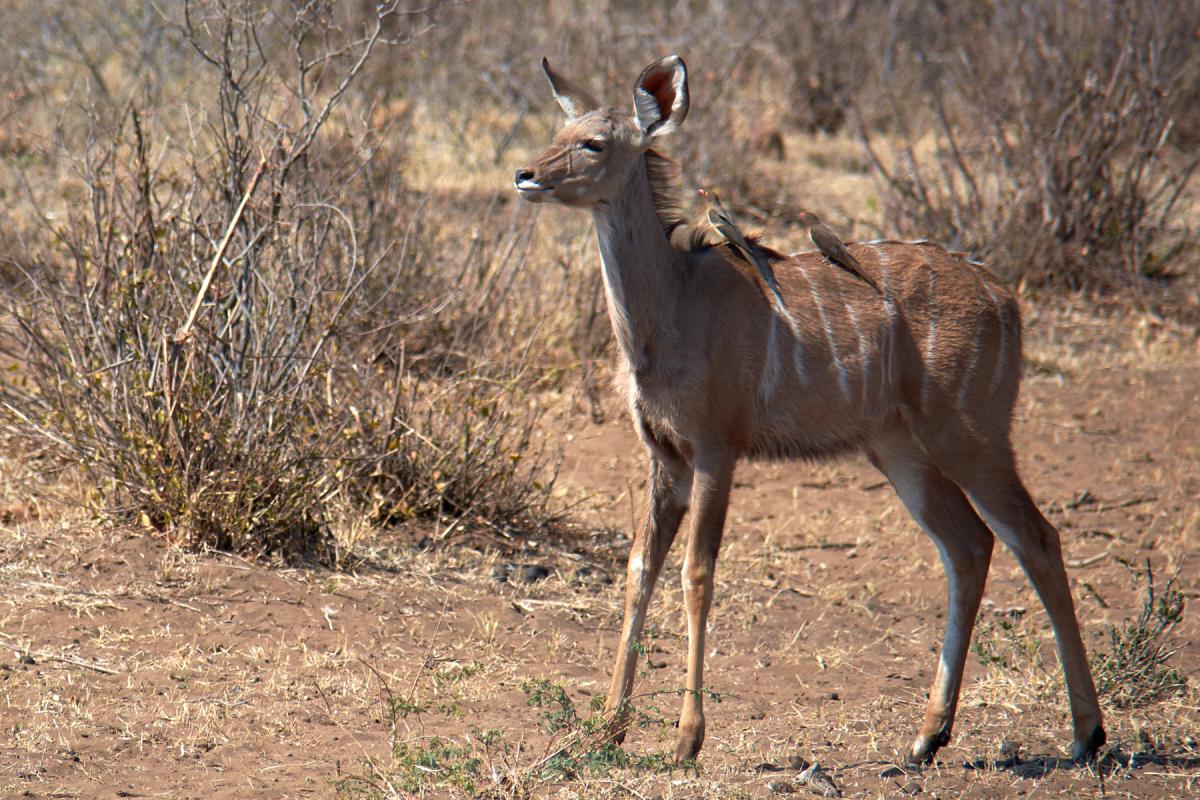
[1071,724,1107,764]
[673,725,705,763]
[603,716,630,747]
[907,726,953,766]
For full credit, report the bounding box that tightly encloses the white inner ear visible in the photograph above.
[555,92,588,120]
[634,87,662,133]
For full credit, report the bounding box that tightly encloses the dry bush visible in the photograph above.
[764,0,892,136]
[854,0,1200,289]
[0,0,564,561]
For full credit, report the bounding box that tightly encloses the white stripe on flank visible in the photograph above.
[799,265,851,402]
[957,262,993,407]
[759,313,781,402]
[958,316,982,407]
[877,329,894,411]
[876,246,899,401]
[845,303,870,410]
[980,280,1009,398]
[765,268,810,385]
[922,267,939,409]
[779,304,810,385]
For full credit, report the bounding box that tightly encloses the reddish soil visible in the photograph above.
[2,305,1198,799]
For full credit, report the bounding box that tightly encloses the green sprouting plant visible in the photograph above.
[340,678,690,797]
[972,614,1042,671]
[390,737,483,794]
[538,742,675,782]
[1096,560,1187,708]
[522,678,583,734]
[520,679,686,780]
[390,697,424,719]
[337,725,511,798]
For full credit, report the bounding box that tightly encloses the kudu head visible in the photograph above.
[514,55,689,207]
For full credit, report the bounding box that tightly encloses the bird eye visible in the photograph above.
[581,139,606,153]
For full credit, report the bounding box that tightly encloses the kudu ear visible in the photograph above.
[633,55,689,138]
[542,57,599,120]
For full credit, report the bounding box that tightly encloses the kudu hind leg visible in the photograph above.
[961,471,1106,761]
[870,434,995,763]
[604,451,693,741]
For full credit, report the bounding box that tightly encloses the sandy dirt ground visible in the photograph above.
[2,302,1198,799]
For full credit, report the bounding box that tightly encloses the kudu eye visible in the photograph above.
[581,139,606,153]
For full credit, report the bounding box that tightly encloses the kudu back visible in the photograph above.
[514,54,1105,765]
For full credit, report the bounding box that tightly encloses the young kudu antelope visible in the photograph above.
[514,55,1106,765]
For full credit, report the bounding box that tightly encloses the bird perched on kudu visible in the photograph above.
[701,189,788,312]
[793,210,880,292]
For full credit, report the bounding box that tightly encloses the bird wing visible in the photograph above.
[704,194,789,312]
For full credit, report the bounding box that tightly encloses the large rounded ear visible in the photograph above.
[632,55,689,138]
[542,57,599,120]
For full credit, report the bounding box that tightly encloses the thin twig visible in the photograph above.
[174,145,275,344]
[0,635,119,676]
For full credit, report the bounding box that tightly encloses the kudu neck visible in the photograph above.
[590,155,686,373]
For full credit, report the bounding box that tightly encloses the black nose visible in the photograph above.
[515,168,534,183]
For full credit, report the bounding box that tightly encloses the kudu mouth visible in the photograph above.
[514,167,551,197]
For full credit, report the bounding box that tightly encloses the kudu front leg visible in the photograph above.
[674,453,735,762]
[604,451,693,742]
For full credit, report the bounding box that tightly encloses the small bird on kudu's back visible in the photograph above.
[793,209,880,292]
[700,189,789,311]
[703,192,881,307]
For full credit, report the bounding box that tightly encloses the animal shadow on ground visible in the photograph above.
[960,747,1200,781]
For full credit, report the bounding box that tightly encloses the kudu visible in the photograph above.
[514,55,1106,765]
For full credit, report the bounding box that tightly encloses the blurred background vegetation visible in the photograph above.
[0,0,1196,562]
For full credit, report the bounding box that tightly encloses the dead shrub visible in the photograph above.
[767,0,887,135]
[0,0,564,561]
[855,0,1199,289]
